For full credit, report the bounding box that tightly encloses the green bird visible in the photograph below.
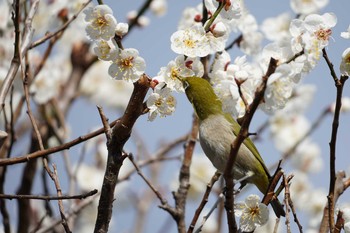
[180,76,285,217]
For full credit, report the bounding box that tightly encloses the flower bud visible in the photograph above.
[116,23,129,37]
[211,22,227,38]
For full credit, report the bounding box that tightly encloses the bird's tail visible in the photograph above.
[271,198,286,218]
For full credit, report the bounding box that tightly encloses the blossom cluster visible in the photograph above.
[83,4,146,83]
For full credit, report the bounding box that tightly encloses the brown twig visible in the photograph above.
[127,0,154,33]
[52,164,71,233]
[0,0,39,115]
[0,189,98,200]
[225,34,243,51]
[29,0,92,49]
[223,57,278,233]
[261,164,283,206]
[321,48,349,232]
[187,171,221,233]
[160,115,199,233]
[283,174,291,233]
[0,118,121,166]
[334,211,344,233]
[127,153,169,205]
[93,74,151,233]
[36,195,98,233]
[320,171,349,233]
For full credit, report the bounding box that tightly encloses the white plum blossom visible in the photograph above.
[261,12,292,41]
[211,55,260,118]
[290,13,337,62]
[146,84,176,121]
[290,0,329,15]
[235,195,269,232]
[210,51,231,74]
[171,25,211,57]
[177,5,203,30]
[108,48,146,82]
[155,55,204,92]
[341,25,350,39]
[303,13,337,48]
[340,47,350,76]
[204,0,242,21]
[150,0,167,17]
[92,40,118,61]
[261,64,296,113]
[115,22,129,37]
[211,22,227,38]
[84,5,117,41]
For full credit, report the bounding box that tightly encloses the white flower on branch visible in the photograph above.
[84,5,117,41]
[108,48,146,82]
[115,22,129,37]
[154,55,203,92]
[261,12,292,41]
[235,194,269,232]
[171,25,211,57]
[92,40,118,61]
[290,12,337,62]
[146,84,176,121]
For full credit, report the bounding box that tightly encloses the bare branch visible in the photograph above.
[188,171,221,233]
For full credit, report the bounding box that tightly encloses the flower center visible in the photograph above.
[155,98,163,107]
[120,56,134,68]
[315,28,332,41]
[184,39,196,48]
[166,96,175,107]
[96,16,108,28]
[171,67,180,79]
[249,206,260,217]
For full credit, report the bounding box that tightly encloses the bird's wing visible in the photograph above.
[224,113,271,177]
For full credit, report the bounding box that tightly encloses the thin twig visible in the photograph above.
[322,48,348,232]
[223,57,278,233]
[283,174,291,233]
[127,153,168,205]
[194,193,225,233]
[0,0,39,115]
[188,171,221,233]
[0,118,121,166]
[29,0,92,49]
[0,189,98,200]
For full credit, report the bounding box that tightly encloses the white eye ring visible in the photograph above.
[183,81,189,90]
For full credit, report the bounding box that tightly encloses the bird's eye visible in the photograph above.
[183,81,189,90]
